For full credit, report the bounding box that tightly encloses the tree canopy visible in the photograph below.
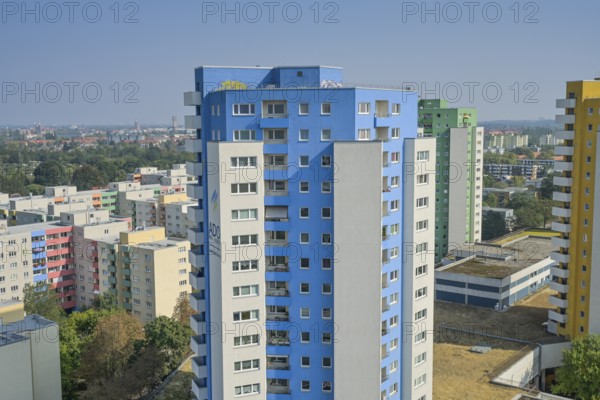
[553,335,600,400]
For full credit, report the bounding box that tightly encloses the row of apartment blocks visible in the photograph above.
[0,208,192,319]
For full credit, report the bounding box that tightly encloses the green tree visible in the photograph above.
[483,175,497,188]
[540,173,557,200]
[145,316,192,370]
[553,334,600,400]
[23,282,66,323]
[71,165,107,190]
[482,211,508,241]
[172,295,194,327]
[512,176,526,187]
[26,183,46,195]
[483,193,498,208]
[91,292,119,311]
[33,160,69,185]
[539,199,554,228]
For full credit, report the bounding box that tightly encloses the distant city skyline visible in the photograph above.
[1,0,599,124]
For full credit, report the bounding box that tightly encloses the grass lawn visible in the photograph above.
[153,358,194,400]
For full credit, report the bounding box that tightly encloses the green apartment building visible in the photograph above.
[418,99,483,263]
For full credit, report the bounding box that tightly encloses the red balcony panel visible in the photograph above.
[61,300,77,310]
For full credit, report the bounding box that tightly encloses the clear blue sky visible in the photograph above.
[1,0,599,125]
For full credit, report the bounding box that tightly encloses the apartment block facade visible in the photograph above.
[418,99,483,263]
[549,79,600,337]
[97,227,192,322]
[185,66,435,400]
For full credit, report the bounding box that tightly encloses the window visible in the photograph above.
[265,102,286,116]
[390,338,398,350]
[267,180,287,192]
[265,129,287,141]
[389,315,398,327]
[299,207,310,219]
[300,282,310,294]
[391,200,399,211]
[300,233,309,244]
[300,307,310,318]
[232,235,258,246]
[322,357,332,368]
[298,258,309,269]
[322,333,332,344]
[416,197,429,208]
[233,103,255,115]
[299,155,309,167]
[391,128,400,139]
[321,155,331,167]
[389,293,398,304]
[233,285,259,297]
[322,283,332,294]
[416,264,428,276]
[301,356,310,367]
[234,359,259,372]
[391,152,400,163]
[415,287,428,299]
[322,259,332,269]
[232,209,258,221]
[415,331,426,343]
[414,373,427,388]
[415,242,428,254]
[322,234,332,245]
[232,260,258,272]
[322,381,332,392]
[299,129,309,141]
[231,183,257,194]
[392,104,401,115]
[322,307,332,318]
[301,381,310,391]
[390,270,398,281]
[299,103,309,115]
[299,181,309,193]
[301,332,310,343]
[416,220,428,231]
[358,129,370,140]
[234,383,260,396]
[358,102,371,114]
[417,174,428,184]
[416,150,429,161]
[321,103,331,115]
[231,156,257,168]
[321,129,331,141]
[321,181,332,193]
[390,247,399,258]
[233,310,259,322]
[415,352,427,365]
[390,360,398,372]
[322,208,332,219]
[390,224,399,235]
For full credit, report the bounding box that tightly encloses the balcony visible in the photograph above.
[186,161,203,177]
[192,357,208,383]
[548,310,568,324]
[124,302,132,310]
[188,206,203,225]
[551,252,570,264]
[556,115,575,125]
[552,222,571,233]
[190,314,205,335]
[549,280,569,294]
[554,161,573,172]
[555,146,574,157]
[375,115,392,128]
[266,288,289,297]
[549,295,568,309]
[108,276,117,284]
[555,130,574,141]
[547,320,558,335]
[552,206,572,218]
[184,91,202,106]
[267,357,289,370]
[553,176,573,187]
[189,249,204,269]
[191,335,207,356]
[185,115,202,130]
[267,312,289,322]
[192,377,208,400]
[266,264,289,272]
[188,227,203,246]
[553,191,572,203]
[108,265,116,273]
[191,292,205,312]
[556,98,576,108]
[260,116,290,129]
[267,331,290,346]
[185,139,202,153]
[188,183,203,200]
[551,236,570,248]
[550,266,570,279]
[189,271,205,291]
[267,379,290,395]
[382,301,390,312]
[122,268,131,276]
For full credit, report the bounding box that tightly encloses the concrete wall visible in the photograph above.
[589,131,600,334]
[448,128,469,248]
[333,141,382,400]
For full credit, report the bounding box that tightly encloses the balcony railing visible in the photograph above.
[267,312,290,322]
[266,289,290,297]
[267,336,290,346]
[267,361,290,370]
[266,265,289,272]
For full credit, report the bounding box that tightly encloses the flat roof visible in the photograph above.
[444,237,554,279]
[0,314,57,347]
